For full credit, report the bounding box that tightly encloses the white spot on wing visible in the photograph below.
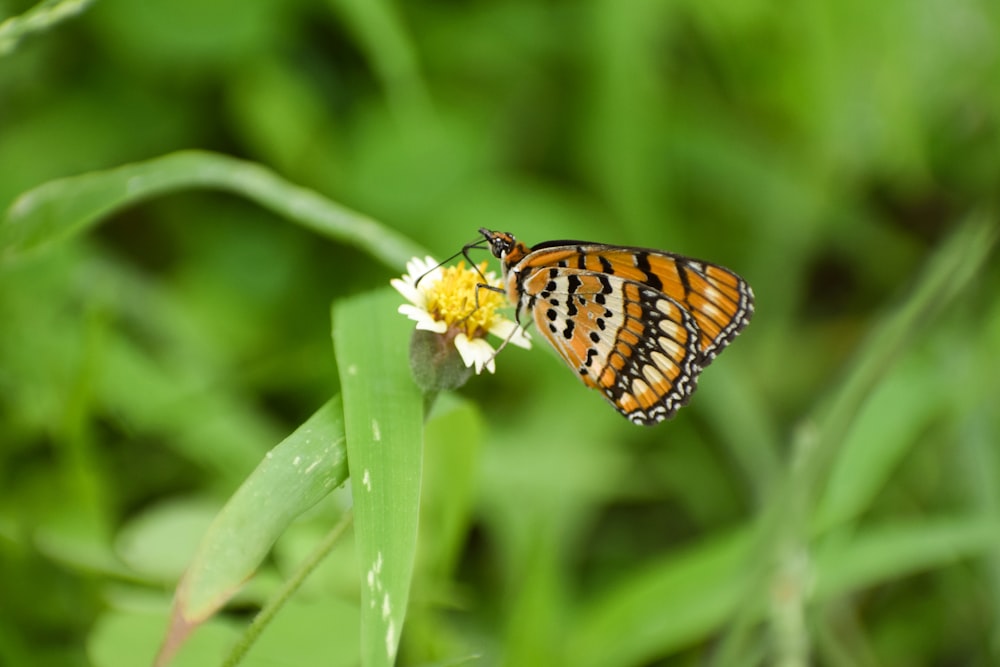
[658,318,683,339]
[701,301,724,322]
[371,418,381,442]
[641,364,666,387]
[631,377,651,397]
[655,299,676,316]
[658,336,684,361]
[362,468,372,491]
[651,351,676,374]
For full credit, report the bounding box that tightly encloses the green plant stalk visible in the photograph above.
[221,509,354,667]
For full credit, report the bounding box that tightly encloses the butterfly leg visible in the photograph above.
[489,311,533,357]
[471,281,533,362]
[454,281,507,324]
[448,280,530,362]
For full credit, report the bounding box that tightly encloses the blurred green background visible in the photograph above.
[2,0,1000,665]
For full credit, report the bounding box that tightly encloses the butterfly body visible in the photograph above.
[479,228,754,425]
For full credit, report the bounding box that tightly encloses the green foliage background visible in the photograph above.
[2,0,999,665]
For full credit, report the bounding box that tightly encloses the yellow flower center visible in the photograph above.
[425,261,509,338]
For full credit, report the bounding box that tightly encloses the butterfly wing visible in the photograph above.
[519,266,704,424]
[521,243,754,363]
[581,246,754,362]
[485,231,754,424]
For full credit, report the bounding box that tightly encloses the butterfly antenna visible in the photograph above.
[414,236,490,287]
[460,237,491,282]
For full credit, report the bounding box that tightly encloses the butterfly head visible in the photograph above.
[479,228,516,258]
[479,229,530,269]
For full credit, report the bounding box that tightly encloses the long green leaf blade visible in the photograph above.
[159,398,349,663]
[333,288,423,666]
[0,149,425,269]
[815,517,999,600]
[568,530,754,667]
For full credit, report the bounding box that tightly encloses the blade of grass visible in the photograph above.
[418,395,482,584]
[814,355,944,531]
[333,288,423,667]
[714,213,999,666]
[567,529,755,667]
[801,215,996,504]
[0,0,95,56]
[814,516,999,599]
[0,149,426,269]
[959,412,1000,658]
[157,397,349,666]
[326,0,431,122]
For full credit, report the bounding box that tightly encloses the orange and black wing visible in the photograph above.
[520,242,754,363]
[517,264,705,424]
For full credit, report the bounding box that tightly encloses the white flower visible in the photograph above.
[391,255,530,375]
[391,256,448,334]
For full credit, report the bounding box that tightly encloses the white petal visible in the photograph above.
[489,318,532,349]
[398,305,447,333]
[390,278,425,308]
[415,319,449,333]
[406,256,441,284]
[392,256,442,306]
[454,334,497,374]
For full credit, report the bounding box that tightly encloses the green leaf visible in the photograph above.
[815,356,946,531]
[326,0,430,120]
[568,529,754,667]
[805,214,997,502]
[419,396,482,583]
[0,149,425,269]
[815,517,999,599]
[333,288,424,667]
[715,213,999,665]
[91,610,240,667]
[160,398,349,663]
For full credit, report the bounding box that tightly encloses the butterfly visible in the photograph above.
[474,228,754,425]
